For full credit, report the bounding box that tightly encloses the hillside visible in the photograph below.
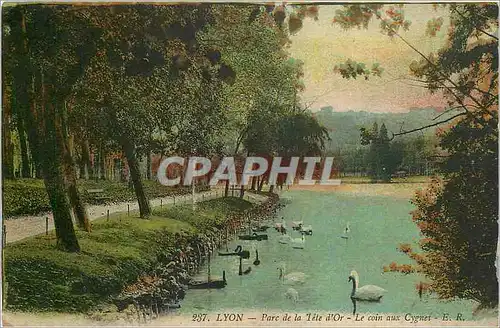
[314,106,459,153]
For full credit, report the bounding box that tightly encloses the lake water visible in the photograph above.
[177,189,476,319]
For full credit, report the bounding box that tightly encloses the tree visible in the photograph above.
[377,123,391,181]
[276,110,330,186]
[1,77,15,179]
[331,3,498,307]
[408,112,498,307]
[198,5,307,195]
[2,5,104,250]
[361,122,401,182]
[71,4,229,217]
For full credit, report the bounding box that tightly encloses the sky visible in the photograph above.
[288,4,451,113]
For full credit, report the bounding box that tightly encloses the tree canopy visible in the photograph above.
[331,3,498,307]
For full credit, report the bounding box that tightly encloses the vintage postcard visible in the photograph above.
[1,1,498,327]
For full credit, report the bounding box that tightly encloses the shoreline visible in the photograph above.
[3,192,281,325]
[284,182,430,199]
[3,190,498,327]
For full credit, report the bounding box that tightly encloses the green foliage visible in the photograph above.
[2,179,51,217]
[154,197,252,231]
[4,197,248,312]
[270,4,318,35]
[410,113,498,307]
[359,122,403,181]
[3,3,306,247]
[406,4,498,307]
[425,17,444,37]
[333,59,383,80]
[2,179,209,218]
[330,3,499,308]
[333,4,383,29]
[333,4,411,36]
[315,107,449,153]
[317,107,442,177]
[276,111,330,157]
[200,5,305,157]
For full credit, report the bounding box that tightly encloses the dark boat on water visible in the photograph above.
[189,270,227,289]
[238,233,268,241]
[189,251,227,289]
[218,245,250,259]
[252,225,270,232]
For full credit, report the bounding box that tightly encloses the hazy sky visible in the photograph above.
[288,4,450,113]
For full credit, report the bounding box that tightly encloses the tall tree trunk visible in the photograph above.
[225,129,246,197]
[2,81,14,179]
[35,165,42,178]
[146,150,152,180]
[100,146,106,180]
[62,106,90,232]
[14,8,79,251]
[39,84,80,252]
[12,78,32,178]
[63,148,91,232]
[122,136,151,218]
[43,164,80,252]
[257,175,265,191]
[18,119,31,178]
[81,139,91,180]
[225,180,230,197]
[250,176,256,190]
[94,145,100,180]
[11,6,35,179]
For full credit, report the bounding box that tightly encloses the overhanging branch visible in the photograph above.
[371,10,495,113]
[389,112,468,140]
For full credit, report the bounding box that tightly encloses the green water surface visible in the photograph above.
[178,190,476,318]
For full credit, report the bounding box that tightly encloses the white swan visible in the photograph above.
[278,234,292,244]
[341,222,350,239]
[275,219,287,233]
[278,266,306,285]
[291,221,303,231]
[284,288,299,303]
[300,224,312,235]
[291,234,305,249]
[348,270,386,301]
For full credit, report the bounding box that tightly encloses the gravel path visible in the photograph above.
[3,189,267,244]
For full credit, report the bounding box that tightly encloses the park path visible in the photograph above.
[3,189,267,244]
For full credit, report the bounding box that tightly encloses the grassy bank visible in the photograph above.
[2,179,210,218]
[4,197,252,313]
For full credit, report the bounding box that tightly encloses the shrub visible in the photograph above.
[4,216,181,312]
[4,197,248,312]
[3,178,211,218]
[2,179,51,217]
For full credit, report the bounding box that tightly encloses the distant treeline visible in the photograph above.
[314,107,452,178]
[331,132,439,178]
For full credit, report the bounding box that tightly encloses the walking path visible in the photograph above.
[4,189,267,244]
